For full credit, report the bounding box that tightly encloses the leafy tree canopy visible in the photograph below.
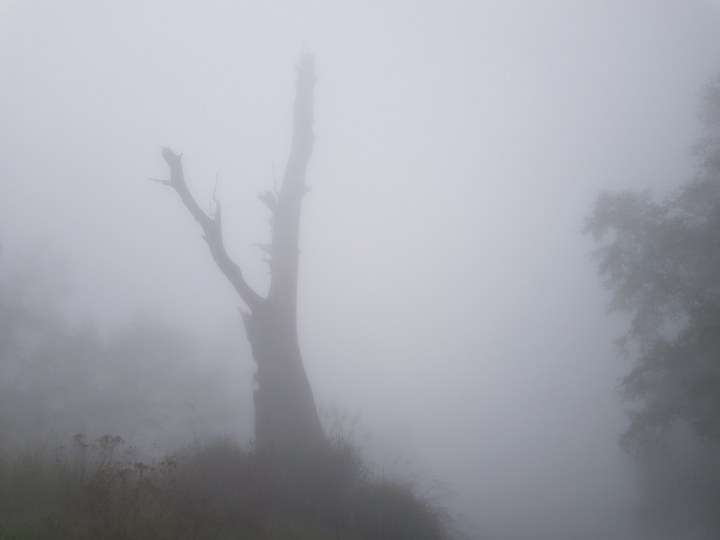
[585,74,720,455]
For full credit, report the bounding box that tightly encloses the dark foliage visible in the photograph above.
[585,74,720,455]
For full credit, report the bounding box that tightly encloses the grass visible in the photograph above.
[0,432,455,539]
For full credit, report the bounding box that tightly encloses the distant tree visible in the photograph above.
[154,54,325,458]
[585,74,720,455]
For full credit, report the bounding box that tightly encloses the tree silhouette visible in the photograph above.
[156,54,324,457]
[585,74,720,455]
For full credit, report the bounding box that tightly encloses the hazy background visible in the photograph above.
[2,1,720,538]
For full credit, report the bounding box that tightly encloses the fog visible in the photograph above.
[1,1,720,538]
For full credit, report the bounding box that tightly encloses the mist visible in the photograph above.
[2,1,720,538]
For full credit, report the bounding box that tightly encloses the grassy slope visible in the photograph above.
[0,433,455,540]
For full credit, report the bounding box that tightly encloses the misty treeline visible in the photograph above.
[586,73,720,538]
[0,246,247,450]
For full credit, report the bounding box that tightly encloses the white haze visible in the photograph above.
[1,1,720,538]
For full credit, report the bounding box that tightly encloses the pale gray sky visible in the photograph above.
[1,1,720,538]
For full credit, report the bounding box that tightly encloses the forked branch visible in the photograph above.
[159,147,263,311]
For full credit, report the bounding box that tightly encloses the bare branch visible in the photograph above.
[148,177,172,187]
[257,190,277,212]
[159,147,263,310]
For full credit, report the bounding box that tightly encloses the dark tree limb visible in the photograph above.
[159,147,263,311]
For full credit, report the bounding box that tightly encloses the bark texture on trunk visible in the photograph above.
[157,54,324,457]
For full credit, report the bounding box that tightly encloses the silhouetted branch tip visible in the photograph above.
[148,177,172,187]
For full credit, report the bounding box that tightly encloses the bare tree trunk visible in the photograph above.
[156,54,324,457]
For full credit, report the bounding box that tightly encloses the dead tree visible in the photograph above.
[156,54,325,457]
